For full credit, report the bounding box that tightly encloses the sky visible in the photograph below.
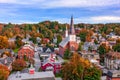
[0,0,120,24]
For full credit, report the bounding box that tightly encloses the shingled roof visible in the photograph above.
[106,52,120,60]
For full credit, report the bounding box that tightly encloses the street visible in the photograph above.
[34,51,41,72]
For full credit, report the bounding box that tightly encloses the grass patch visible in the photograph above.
[63,59,69,62]
[13,48,19,53]
[55,72,62,77]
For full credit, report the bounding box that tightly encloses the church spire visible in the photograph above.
[70,16,75,34]
[65,24,68,37]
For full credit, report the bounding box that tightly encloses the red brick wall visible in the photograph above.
[112,78,120,80]
[68,41,79,51]
[18,48,34,58]
[59,41,78,56]
[107,76,120,80]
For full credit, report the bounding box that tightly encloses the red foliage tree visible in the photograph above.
[0,65,10,80]
[12,59,27,71]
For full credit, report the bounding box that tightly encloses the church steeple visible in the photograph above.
[70,16,75,35]
[65,25,68,37]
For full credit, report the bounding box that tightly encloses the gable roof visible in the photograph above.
[43,47,54,53]
[59,37,69,47]
[19,44,35,52]
[0,57,14,66]
[0,49,14,56]
[106,52,120,59]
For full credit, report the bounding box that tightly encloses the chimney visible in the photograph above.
[29,64,35,74]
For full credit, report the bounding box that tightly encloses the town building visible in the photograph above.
[83,41,98,51]
[59,16,79,56]
[41,54,61,73]
[106,70,120,80]
[104,52,120,70]
[0,49,14,70]
[8,71,55,80]
[79,51,100,65]
[18,44,35,59]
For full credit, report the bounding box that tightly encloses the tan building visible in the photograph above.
[104,52,120,70]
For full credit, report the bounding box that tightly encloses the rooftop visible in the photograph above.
[8,71,55,80]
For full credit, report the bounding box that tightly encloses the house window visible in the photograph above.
[91,55,94,58]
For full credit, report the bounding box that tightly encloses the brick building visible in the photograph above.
[18,44,35,59]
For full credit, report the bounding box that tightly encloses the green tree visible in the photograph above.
[29,37,37,44]
[98,45,106,63]
[79,29,88,42]
[57,35,62,45]
[79,32,87,42]
[113,43,120,52]
[84,66,101,80]
[98,45,106,55]
[63,49,71,59]
[78,43,83,51]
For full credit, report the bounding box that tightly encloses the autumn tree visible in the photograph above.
[116,38,120,44]
[86,34,91,42]
[0,65,10,80]
[12,59,27,71]
[62,53,101,80]
[8,41,16,49]
[0,36,9,49]
[114,27,120,35]
[1,51,11,57]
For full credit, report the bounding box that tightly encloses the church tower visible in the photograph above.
[69,16,75,35]
[68,16,76,42]
[59,16,78,56]
[65,25,68,37]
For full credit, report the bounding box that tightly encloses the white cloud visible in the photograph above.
[0,0,45,5]
[43,0,120,8]
[0,0,16,3]
[0,0,119,8]
[91,16,120,23]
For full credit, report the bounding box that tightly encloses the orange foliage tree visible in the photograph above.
[0,65,10,80]
[62,53,101,80]
[1,51,11,57]
[86,34,91,42]
[0,36,9,49]
[62,53,91,80]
